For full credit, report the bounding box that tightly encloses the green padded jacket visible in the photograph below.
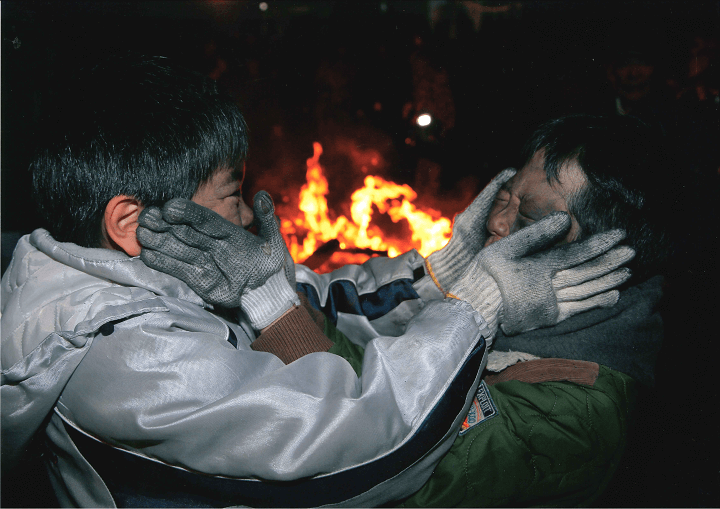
[401,363,636,507]
[324,317,637,507]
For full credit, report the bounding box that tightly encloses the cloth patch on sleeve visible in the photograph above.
[459,380,497,435]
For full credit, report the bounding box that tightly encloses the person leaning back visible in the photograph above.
[2,55,648,507]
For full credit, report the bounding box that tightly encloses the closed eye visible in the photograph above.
[518,201,543,222]
[518,205,538,221]
[517,214,536,228]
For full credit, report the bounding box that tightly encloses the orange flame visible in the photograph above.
[281,142,452,271]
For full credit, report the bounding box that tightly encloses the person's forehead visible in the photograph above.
[506,151,552,192]
[506,151,585,203]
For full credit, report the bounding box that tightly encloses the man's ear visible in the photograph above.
[103,195,144,256]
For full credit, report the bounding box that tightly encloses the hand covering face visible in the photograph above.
[137,191,300,329]
[449,212,634,338]
[426,168,516,293]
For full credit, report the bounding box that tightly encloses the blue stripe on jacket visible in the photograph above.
[297,278,421,325]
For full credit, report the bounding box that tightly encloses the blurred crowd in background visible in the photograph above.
[3,1,719,506]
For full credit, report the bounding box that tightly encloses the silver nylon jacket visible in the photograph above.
[1,229,488,507]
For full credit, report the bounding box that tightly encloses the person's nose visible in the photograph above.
[240,200,254,229]
[485,205,515,245]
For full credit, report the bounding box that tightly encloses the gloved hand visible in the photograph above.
[449,212,634,339]
[426,168,516,293]
[278,216,297,291]
[137,191,300,330]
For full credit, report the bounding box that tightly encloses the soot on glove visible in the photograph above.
[138,191,300,330]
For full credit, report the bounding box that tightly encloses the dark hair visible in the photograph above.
[31,54,249,247]
[522,114,674,282]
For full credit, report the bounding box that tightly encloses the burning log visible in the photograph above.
[301,239,389,271]
[301,239,340,271]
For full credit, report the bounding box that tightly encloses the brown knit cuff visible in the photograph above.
[298,292,326,331]
[251,305,334,364]
[484,358,600,387]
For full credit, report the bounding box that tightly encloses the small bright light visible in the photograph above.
[259,2,268,11]
[417,114,432,127]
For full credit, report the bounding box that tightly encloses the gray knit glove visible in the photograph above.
[279,217,297,291]
[138,191,300,329]
[449,212,634,339]
[426,168,516,293]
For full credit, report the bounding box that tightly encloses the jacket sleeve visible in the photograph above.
[250,304,335,363]
[295,249,445,347]
[400,365,637,507]
[52,295,489,507]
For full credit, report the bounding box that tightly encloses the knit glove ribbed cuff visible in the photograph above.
[241,271,301,330]
[426,168,516,292]
[448,265,503,345]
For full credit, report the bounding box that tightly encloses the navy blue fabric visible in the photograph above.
[297,278,421,325]
[65,336,486,508]
[226,328,238,348]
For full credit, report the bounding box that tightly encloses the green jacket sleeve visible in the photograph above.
[400,365,637,507]
[325,317,365,377]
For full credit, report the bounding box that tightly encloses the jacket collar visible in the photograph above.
[30,229,208,308]
[492,275,665,386]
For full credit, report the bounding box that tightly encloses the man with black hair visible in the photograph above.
[478,115,669,383]
[396,114,669,506]
[2,54,638,508]
[257,114,666,507]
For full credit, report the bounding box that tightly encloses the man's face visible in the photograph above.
[484,150,585,247]
[192,166,254,228]
[608,58,655,103]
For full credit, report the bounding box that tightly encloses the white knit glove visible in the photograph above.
[449,212,634,340]
[426,168,516,292]
[138,191,300,330]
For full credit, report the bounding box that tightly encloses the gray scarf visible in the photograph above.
[493,276,664,386]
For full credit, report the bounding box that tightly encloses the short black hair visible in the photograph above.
[522,114,674,282]
[31,54,249,248]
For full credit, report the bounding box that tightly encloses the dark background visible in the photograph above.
[2,1,719,507]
